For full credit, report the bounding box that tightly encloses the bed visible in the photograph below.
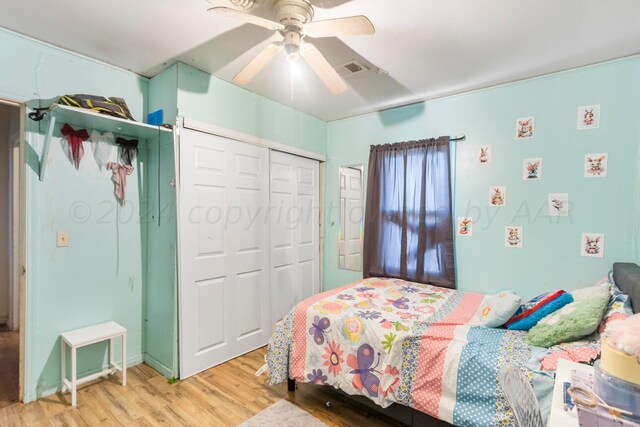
[266,264,639,427]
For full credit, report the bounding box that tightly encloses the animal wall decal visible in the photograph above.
[504,226,523,248]
[478,145,492,164]
[516,117,535,139]
[490,186,506,206]
[577,104,601,130]
[479,147,489,163]
[523,157,542,180]
[547,193,569,217]
[457,217,473,236]
[584,153,608,178]
[583,109,595,126]
[581,233,604,258]
[585,236,600,255]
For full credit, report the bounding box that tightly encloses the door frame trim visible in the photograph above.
[181,117,327,163]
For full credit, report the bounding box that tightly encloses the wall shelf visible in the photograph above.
[39,104,172,181]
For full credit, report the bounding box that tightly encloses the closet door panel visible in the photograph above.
[270,151,320,325]
[229,142,270,352]
[272,265,294,324]
[178,129,269,378]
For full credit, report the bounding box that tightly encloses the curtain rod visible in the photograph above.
[450,135,466,142]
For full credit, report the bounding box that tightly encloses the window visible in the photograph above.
[363,138,455,288]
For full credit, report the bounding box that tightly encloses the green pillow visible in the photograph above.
[525,287,609,348]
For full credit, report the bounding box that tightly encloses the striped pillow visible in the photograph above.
[505,290,574,331]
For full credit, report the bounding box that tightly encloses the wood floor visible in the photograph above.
[0,347,404,426]
[0,326,20,410]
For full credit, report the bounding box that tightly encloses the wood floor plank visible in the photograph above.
[2,347,403,426]
[17,400,51,427]
[0,329,20,410]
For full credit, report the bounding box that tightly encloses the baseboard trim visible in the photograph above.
[143,353,175,379]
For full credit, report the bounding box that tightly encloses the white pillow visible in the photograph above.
[471,291,522,328]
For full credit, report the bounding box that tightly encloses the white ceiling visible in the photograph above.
[1,0,639,121]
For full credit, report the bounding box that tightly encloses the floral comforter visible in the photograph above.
[267,277,546,426]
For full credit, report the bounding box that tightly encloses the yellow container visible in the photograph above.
[600,338,640,385]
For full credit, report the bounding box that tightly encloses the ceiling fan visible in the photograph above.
[208,0,375,95]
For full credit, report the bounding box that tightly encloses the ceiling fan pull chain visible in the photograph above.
[290,65,295,101]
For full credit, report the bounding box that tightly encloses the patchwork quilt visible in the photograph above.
[267,278,549,426]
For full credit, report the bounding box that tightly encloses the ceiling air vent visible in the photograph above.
[337,59,369,78]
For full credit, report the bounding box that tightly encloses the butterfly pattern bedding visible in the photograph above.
[267,277,547,426]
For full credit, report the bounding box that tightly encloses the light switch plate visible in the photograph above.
[57,231,69,247]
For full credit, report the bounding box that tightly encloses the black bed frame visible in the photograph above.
[287,378,452,426]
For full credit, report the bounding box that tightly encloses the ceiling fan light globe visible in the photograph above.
[289,61,302,77]
[286,51,300,63]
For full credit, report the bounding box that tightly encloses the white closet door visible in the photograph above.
[270,151,320,325]
[178,129,270,378]
[338,167,363,271]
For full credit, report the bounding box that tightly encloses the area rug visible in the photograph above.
[239,400,328,427]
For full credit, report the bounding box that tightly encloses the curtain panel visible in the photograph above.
[363,137,455,288]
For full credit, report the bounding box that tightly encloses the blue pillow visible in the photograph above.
[505,291,574,331]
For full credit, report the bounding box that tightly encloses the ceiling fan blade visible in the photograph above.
[305,15,375,38]
[233,42,283,85]
[301,43,348,95]
[208,7,284,31]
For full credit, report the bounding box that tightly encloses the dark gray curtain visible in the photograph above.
[363,137,455,288]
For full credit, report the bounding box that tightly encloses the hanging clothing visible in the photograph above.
[89,130,115,170]
[60,123,89,169]
[106,162,134,206]
[116,137,139,166]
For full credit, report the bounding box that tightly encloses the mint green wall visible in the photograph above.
[145,64,180,379]
[176,63,327,155]
[148,64,178,125]
[5,22,639,403]
[144,135,179,378]
[0,28,148,401]
[323,57,640,299]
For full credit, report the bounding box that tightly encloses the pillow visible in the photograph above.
[505,290,574,331]
[525,286,609,347]
[598,283,634,334]
[470,291,521,328]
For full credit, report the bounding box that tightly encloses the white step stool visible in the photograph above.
[61,321,127,406]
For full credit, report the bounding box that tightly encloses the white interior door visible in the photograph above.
[338,167,363,271]
[270,151,320,325]
[177,129,270,378]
